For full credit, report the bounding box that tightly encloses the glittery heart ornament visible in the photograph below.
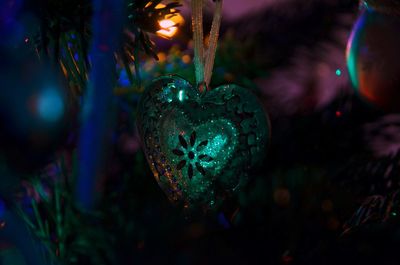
[137,76,270,209]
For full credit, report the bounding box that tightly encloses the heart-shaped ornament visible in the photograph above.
[137,76,270,209]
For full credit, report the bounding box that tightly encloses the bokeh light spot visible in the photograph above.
[37,88,65,122]
[182,54,191,64]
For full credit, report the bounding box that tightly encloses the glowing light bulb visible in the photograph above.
[157,19,178,38]
[159,19,175,29]
[155,3,184,38]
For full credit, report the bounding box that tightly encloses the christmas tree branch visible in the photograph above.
[76,0,124,211]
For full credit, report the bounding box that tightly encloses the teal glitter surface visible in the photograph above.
[137,75,270,209]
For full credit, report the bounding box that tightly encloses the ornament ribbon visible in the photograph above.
[191,0,224,89]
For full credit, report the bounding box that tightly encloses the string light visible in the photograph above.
[155,4,184,38]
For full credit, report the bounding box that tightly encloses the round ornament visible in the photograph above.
[346,5,400,112]
[137,76,269,209]
[0,60,72,170]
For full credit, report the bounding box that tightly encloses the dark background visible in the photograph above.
[2,0,400,264]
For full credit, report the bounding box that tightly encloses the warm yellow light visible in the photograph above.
[182,54,191,64]
[157,52,167,62]
[155,3,165,9]
[157,19,178,38]
[155,3,184,38]
[159,19,175,29]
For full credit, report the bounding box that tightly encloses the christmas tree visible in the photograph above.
[1,0,400,264]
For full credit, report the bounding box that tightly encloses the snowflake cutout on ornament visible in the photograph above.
[172,131,213,179]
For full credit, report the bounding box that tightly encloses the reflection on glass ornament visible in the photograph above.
[137,76,270,210]
[346,5,400,112]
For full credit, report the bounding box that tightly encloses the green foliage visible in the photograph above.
[17,155,116,265]
[121,0,181,87]
[0,248,27,265]
[27,0,182,94]
[120,32,269,94]
[212,30,268,89]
